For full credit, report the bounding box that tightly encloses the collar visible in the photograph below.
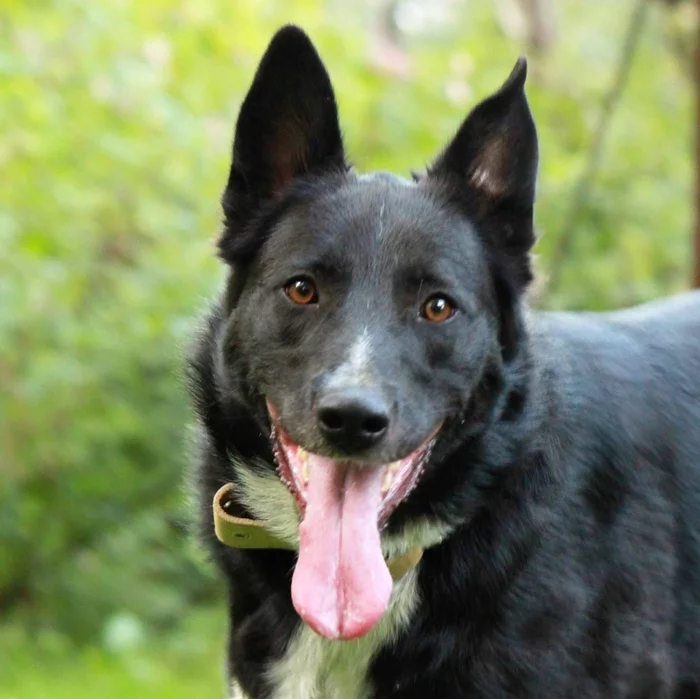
[213,483,423,581]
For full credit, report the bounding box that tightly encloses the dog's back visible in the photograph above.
[539,289,700,448]
[539,290,700,475]
[514,293,700,694]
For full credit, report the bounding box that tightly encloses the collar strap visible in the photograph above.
[213,483,423,582]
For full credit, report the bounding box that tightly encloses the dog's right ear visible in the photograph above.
[219,26,346,264]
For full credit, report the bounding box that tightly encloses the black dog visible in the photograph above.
[188,25,700,698]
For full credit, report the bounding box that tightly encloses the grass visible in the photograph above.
[0,607,227,699]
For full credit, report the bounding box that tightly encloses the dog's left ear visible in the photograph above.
[220,26,346,264]
[428,58,538,289]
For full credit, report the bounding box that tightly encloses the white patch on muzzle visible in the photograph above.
[325,329,374,388]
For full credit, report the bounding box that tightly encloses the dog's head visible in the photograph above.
[213,26,538,640]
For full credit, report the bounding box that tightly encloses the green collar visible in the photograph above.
[213,483,423,581]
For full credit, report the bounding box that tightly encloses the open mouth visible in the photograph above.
[272,421,436,528]
[267,401,438,641]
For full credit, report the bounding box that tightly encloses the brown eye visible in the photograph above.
[284,277,318,305]
[421,295,456,323]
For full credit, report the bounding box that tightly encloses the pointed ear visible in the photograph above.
[428,58,538,288]
[220,26,346,262]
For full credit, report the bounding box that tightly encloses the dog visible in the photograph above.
[187,24,700,699]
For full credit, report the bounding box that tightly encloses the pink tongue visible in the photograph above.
[291,454,392,640]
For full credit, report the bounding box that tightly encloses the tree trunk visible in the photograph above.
[518,0,556,53]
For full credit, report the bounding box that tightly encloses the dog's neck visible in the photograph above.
[212,482,425,581]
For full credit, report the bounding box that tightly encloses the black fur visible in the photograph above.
[187,25,700,698]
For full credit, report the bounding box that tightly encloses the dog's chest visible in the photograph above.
[268,628,375,699]
[263,569,419,699]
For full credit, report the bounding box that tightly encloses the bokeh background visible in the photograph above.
[2,0,698,696]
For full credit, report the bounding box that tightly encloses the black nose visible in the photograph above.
[317,388,390,452]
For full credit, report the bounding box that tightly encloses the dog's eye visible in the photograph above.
[421,295,456,323]
[284,277,319,305]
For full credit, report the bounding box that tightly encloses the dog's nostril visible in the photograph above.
[362,415,388,435]
[318,408,344,432]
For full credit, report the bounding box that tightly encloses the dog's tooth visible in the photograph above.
[382,468,393,494]
[297,448,309,483]
[389,461,401,473]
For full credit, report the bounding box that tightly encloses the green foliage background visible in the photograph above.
[0,0,695,695]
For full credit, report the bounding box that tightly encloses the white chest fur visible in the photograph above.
[272,567,419,699]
